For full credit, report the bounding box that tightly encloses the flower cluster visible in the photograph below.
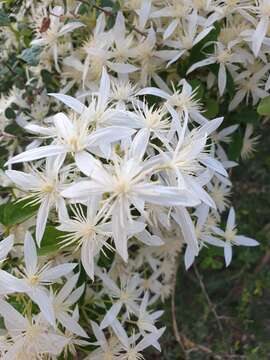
[0,0,264,358]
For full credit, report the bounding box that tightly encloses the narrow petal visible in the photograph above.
[36,197,50,247]
[100,302,122,329]
[30,288,55,326]
[41,263,77,282]
[235,236,259,247]
[58,312,88,338]
[49,93,87,114]
[224,242,232,267]
[5,145,66,165]
[24,231,38,276]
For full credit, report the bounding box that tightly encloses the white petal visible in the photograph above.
[61,180,104,199]
[107,61,138,73]
[0,270,28,293]
[218,64,227,96]
[130,128,149,161]
[30,288,55,326]
[36,197,50,247]
[81,240,95,280]
[135,184,200,207]
[224,242,232,267]
[0,299,28,330]
[100,302,122,329]
[252,17,268,56]
[5,145,66,165]
[187,57,216,74]
[49,94,87,114]
[58,22,85,36]
[0,235,14,261]
[41,263,77,281]
[58,312,88,337]
[226,207,235,232]
[184,245,195,270]
[97,67,110,111]
[86,126,135,148]
[75,151,99,176]
[56,273,79,303]
[235,236,259,247]
[163,19,178,39]
[24,231,38,276]
[173,207,199,256]
[111,319,129,348]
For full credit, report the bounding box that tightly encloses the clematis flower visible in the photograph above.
[0,231,76,326]
[212,207,259,266]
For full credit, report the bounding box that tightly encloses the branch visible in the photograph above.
[193,262,224,334]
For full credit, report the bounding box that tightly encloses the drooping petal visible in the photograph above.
[30,287,56,326]
[36,197,51,247]
[224,242,232,267]
[24,231,38,276]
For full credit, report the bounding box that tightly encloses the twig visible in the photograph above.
[193,262,224,334]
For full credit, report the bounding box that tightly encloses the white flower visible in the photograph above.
[6,156,68,245]
[135,291,164,334]
[241,124,260,160]
[0,299,68,359]
[112,318,165,358]
[52,272,87,337]
[57,197,113,280]
[61,131,200,261]
[212,207,259,266]
[31,6,84,72]
[98,271,142,329]
[89,321,120,360]
[0,231,76,325]
[187,42,252,96]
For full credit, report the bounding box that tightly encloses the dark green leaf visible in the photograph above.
[228,129,243,160]
[38,226,66,256]
[204,98,219,119]
[0,199,38,227]
[4,107,16,120]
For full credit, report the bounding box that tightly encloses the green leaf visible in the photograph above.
[204,98,219,119]
[4,107,16,120]
[189,79,204,101]
[38,226,65,256]
[257,96,270,116]
[0,10,10,26]
[0,199,38,227]
[18,46,43,66]
[231,106,260,124]
[228,129,243,161]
